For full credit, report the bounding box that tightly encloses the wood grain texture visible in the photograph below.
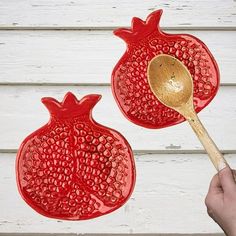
[0,85,235,152]
[1,152,235,234]
[0,0,235,28]
[0,30,235,85]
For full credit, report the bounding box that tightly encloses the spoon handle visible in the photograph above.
[187,112,228,172]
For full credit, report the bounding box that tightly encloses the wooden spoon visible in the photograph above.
[147,54,228,171]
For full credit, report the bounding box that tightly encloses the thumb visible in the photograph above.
[218,166,236,193]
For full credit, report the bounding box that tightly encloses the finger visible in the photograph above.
[206,206,214,218]
[218,166,236,193]
[206,207,218,224]
[208,173,222,194]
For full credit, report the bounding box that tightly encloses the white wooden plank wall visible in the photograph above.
[0,1,236,235]
[0,30,235,85]
[0,0,235,28]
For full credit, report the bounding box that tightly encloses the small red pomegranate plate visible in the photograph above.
[16,92,135,220]
[112,9,220,129]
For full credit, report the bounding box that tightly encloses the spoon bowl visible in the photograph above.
[148,55,193,108]
[148,54,230,172]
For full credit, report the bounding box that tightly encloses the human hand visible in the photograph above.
[205,166,236,236]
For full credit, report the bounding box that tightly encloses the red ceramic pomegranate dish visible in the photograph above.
[112,9,220,129]
[16,92,135,220]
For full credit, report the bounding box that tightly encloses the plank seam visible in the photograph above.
[1,149,236,155]
[0,26,235,31]
[0,83,234,87]
[0,234,225,236]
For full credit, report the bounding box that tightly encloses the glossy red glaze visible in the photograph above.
[112,9,220,129]
[16,92,135,220]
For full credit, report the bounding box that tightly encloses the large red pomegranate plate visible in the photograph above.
[16,92,135,220]
[112,10,220,129]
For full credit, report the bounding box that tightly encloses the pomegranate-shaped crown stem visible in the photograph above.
[41,92,101,119]
[114,9,163,44]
